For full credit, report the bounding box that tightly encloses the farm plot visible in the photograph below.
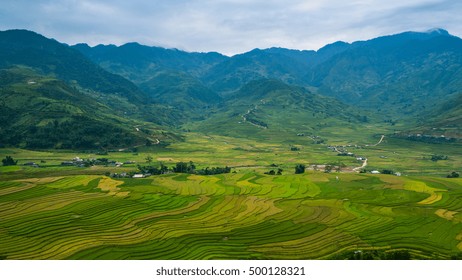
[0,174,461,259]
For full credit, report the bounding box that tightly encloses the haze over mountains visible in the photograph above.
[1,28,461,149]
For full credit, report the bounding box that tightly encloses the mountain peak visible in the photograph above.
[425,28,450,36]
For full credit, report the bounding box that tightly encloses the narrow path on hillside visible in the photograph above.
[241,100,268,129]
[371,135,385,146]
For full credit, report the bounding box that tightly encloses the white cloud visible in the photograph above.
[1,0,461,55]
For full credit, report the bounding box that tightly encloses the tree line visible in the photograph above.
[137,161,231,176]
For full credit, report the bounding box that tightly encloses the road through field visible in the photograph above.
[353,158,368,172]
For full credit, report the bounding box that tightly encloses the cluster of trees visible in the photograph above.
[265,169,283,175]
[295,164,305,174]
[404,135,456,144]
[431,154,448,162]
[384,119,397,126]
[196,166,232,175]
[324,164,344,173]
[337,250,411,260]
[137,161,231,176]
[447,171,460,178]
[451,253,462,260]
[2,156,17,166]
[23,117,138,149]
[83,158,117,167]
[245,113,268,128]
[137,163,169,175]
[0,115,140,149]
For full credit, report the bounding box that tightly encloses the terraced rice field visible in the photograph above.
[0,173,461,259]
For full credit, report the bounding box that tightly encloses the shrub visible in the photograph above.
[2,156,17,166]
[295,164,305,174]
[431,155,448,162]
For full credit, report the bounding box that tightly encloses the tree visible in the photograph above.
[265,170,276,175]
[295,164,305,174]
[2,156,17,166]
[187,161,196,173]
[173,162,188,173]
[159,162,168,174]
[447,171,460,178]
[145,155,153,164]
[324,165,333,173]
[431,154,448,162]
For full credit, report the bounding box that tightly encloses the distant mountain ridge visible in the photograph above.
[0,29,181,149]
[1,28,461,149]
[0,29,148,103]
[70,28,462,138]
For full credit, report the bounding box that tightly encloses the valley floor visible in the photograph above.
[0,133,461,259]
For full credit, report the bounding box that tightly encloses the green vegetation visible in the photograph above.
[137,161,231,176]
[1,29,462,260]
[295,164,305,174]
[431,155,449,162]
[1,172,461,259]
[0,131,460,259]
[2,156,17,166]
[0,67,178,149]
[335,250,412,260]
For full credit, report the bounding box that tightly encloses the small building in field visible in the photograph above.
[23,162,39,167]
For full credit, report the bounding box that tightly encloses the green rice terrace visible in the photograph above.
[0,133,461,260]
[0,173,461,259]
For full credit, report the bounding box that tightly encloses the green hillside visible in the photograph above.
[139,70,222,113]
[72,29,462,141]
[0,67,159,149]
[307,30,462,119]
[186,79,378,143]
[72,42,227,80]
[0,30,189,149]
[201,48,314,94]
[0,30,147,103]
[395,93,462,140]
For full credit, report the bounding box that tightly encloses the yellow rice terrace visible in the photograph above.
[1,173,461,259]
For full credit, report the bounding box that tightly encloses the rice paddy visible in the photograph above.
[1,172,461,259]
[0,131,461,260]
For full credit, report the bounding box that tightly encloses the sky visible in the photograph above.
[1,0,461,55]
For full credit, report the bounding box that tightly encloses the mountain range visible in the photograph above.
[0,28,461,149]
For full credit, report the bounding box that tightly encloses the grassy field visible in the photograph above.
[0,132,461,259]
[1,131,460,178]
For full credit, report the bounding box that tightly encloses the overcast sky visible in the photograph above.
[1,0,461,55]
